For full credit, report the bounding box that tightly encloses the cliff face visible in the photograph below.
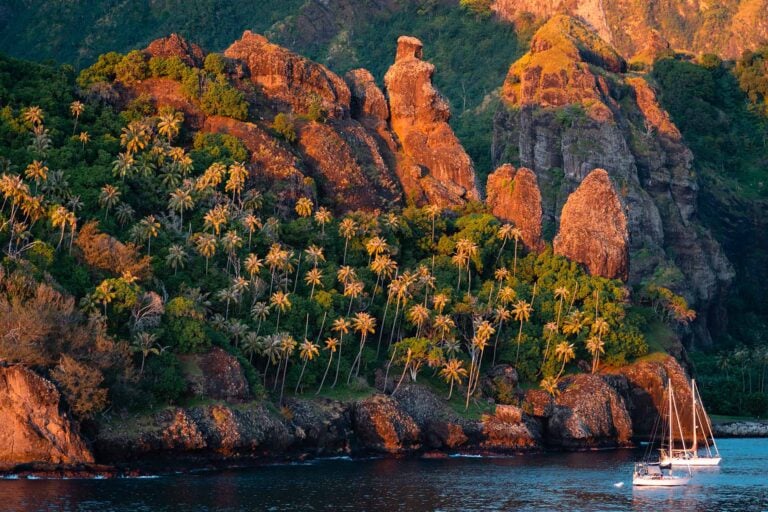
[486,165,544,252]
[492,15,733,345]
[144,33,205,67]
[0,365,93,464]
[491,0,768,60]
[384,36,480,207]
[553,169,629,280]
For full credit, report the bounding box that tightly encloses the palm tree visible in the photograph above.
[23,106,44,127]
[314,206,332,237]
[132,332,163,375]
[24,160,48,192]
[510,227,523,276]
[193,232,217,273]
[316,337,339,395]
[512,299,533,366]
[440,358,467,400]
[331,317,351,388]
[466,320,495,409]
[295,196,313,218]
[157,110,183,142]
[120,121,150,155]
[305,268,323,300]
[78,131,90,150]
[165,244,188,275]
[277,334,297,405]
[295,339,320,393]
[270,290,292,333]
[562,310,586,339]
[226,162,248,204]
[221,230,243,273]
[139,215,160,256]
[554,286,570,328]
[112,152,135,179]
[348,312,376,382]
[245,253,264,282]
[540,376,560,397]
[70,101,85,134]
[250,301,270,336]
[203,204,229,235]
[241,213,262,248]
[540,321,558,374]
[425,204,441,244]
[496,223,514,264]
[240,331,261,363]
[50,205,69,250]
[343,279,364,316]
[492,305,512,365]
[339,217,357,264]
[98,184,121,220]
[407,303,430,338]
[364,236,388,264]
[554,341,576,379]
[168,187,194,226]
[93,280,116,315]
[453,238,478,294]
[216,286,240,319]
[585,335,605,374]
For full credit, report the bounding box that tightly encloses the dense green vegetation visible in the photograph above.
[0,54,675,420]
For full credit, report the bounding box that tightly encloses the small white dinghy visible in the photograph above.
[633,378,692,487]
[660,379,721,467]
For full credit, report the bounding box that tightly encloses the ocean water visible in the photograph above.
[1,438,766,511]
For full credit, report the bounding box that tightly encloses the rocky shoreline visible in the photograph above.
[712,421,768,438]
[0,353,730,479]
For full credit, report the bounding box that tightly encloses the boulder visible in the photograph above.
[352,394,421,453]
[0,365,93,464]
[195,347,251,402]
[554,169,629,280]
[384,36,480,207]
[486,165,544,251]
[285,398,353,454]
[481,364,520,403]
[547,373,633,449]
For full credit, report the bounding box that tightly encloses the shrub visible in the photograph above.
[114,50,150,84]
[51,355,109,419]
[164,296,211,353]
[203,53,227,76]
[272,113,297,142]
[200,76,248,120]
[77,52,123,88]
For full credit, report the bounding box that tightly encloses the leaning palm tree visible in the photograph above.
[316,337,339,395]
[512,299,533,366]
[348,312,376,382]
[440,358,467,400]
[554,286,570,328]
[492,305,512,365]
[331,317,351,388]
[295,339,320,393]
[540,321,559,375]
[554,341,576,379]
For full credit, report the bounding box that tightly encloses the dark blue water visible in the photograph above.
[1,439,766,511]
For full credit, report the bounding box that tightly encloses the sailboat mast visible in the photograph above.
[669,378,673,453]
[692,378,697,452]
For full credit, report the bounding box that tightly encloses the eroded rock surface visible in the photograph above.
[486,165,544,251]
[0,365,93,464]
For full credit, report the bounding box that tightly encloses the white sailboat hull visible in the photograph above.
[633,475,691,487]
[661,455,721,467]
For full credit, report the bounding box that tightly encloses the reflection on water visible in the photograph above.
[0,439,767,511]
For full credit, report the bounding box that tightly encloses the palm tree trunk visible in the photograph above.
[392,358,410,396]
[376,295,392,357]
[316,353,334,395]
[295,359,308,393]
[332,333,344,388]
[515,320,524,366]
[447,380,454,400]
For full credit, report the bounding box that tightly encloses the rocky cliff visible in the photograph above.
[0,365,93,465]
[384,36,480,207]
[492,15,733,345]
[485,165,545,251]
[553,169,629,280]
[491,0,768,61]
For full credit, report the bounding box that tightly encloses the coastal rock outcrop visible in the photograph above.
[0,365,93,464]
[547,374,633,449]
[352,394,421,453]
[384,36,480,207]
[492,15,733,345]
[486,165,544,251]
[553,169,629,280]
[181,347,251,402]
[224,31,351,119]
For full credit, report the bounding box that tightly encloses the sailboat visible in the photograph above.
[660,379,721,467]
[633,379,692,487]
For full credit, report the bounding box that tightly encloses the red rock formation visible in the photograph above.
[486,164,544,251]
[353,394,421,453]
[384,36,480,207]
[554,169,629,280]
[547,373,633,449]
[344,69,389,122]
[0,365,93,464]
[224,31,351,119]
[181,347,251,402]
[144,33,205,67]
[297,121,400,211]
